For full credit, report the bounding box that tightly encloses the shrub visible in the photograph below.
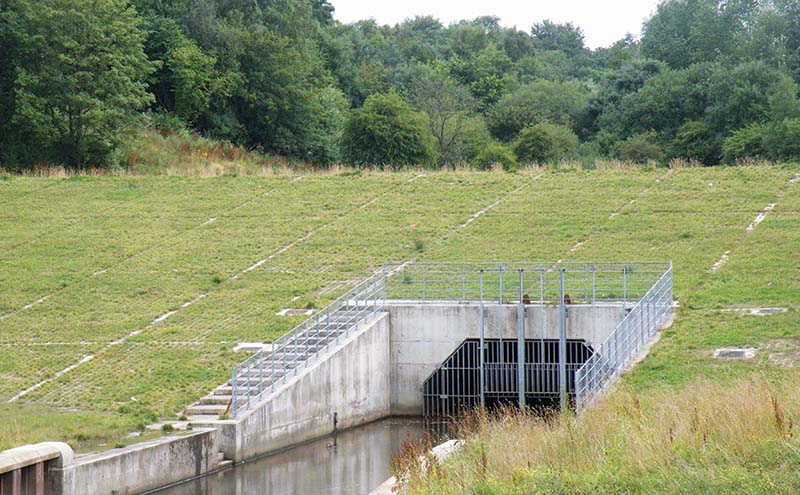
[340,92,435,167]
[617,133,665,164]
[447,117,493,164]
[765,117,800,161]
[722,123,768,164]
[488,80,586,141]
[671,120,718,164]
[512,123,579,164]
[475,142,518,171]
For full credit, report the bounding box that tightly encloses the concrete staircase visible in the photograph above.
[184,306,373,420]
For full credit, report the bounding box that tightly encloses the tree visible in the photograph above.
[0,2,21,165]
[705,61,780,138]
[512,123,579,163]
[641,0,759,69]
[488,80,586,141]
[475,142,517,171]
[340,92,435,167]
[598,64,711,144]
[410,67,475,165]
[722,123,768,163]
[531,20,586,57]
[618,133,665,164]
[6,0,154,167]
[670,120,718,164]
[769,74,800,122]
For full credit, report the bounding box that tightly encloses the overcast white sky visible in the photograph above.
[332,0,662,49]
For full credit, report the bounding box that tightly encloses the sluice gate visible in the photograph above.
[423,339,594,419]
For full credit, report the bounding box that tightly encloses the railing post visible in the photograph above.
[623,267,628,318]
[479,269,485,408]
[231,366,238,418]
[422,264,427,300]
[258,351,264,399]
[517,269,525,409]
[382,263,387,302]
[461,263,466,302]
[539,263,544,304]
[559,268,568,411]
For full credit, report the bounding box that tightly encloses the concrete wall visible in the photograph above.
[0,442,73,495]
[57,429,220,495]
[225,312,391,462]
[386,303,625,414]
[1,302,632,495]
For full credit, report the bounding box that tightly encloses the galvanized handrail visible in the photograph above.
[230,270,386,417]
[229,261,672,418]
[384,261,670,304]
[575,262,673,411]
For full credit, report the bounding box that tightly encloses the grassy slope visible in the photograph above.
[407,167,800,494]
[0,165,798,466]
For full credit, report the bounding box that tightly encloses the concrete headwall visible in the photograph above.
[386,303,625,414]
[225,312,392,462]
[55,429,220,495]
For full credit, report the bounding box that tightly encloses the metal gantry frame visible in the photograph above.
[229,261,673,418]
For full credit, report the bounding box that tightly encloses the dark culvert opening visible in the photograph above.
[422,339,594,421]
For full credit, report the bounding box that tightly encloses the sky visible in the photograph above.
[332,0,663,49]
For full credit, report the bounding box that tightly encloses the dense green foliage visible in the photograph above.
[3,0,800,167]
[340,92,434,166]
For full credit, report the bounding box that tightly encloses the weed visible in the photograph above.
[161,423,175,433]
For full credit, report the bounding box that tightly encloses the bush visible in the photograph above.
[512,123,579,164]
[617,133,665,164]
[447,117,493,164]
[488,80,586,141]
[765,118,800,161]
[475,142,518,171]
[671,120,718,164]
[340,92,435,167]
[722,123,768,164]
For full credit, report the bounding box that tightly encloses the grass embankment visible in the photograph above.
[405,378,800,494]
[404,166,800,493]
[0,164,798,460]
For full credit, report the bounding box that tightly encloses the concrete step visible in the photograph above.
[199,395,232,406]
[185,404,229,416]
[186,414,221,423]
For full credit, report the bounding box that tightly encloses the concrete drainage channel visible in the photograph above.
[0,262,674,495]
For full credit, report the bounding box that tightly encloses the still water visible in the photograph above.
[153,418,424,495]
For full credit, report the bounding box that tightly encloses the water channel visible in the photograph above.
[152,417,424,495]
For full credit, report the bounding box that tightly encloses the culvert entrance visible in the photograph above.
[423,339,594,419]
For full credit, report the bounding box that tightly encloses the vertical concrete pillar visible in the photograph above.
[35,463,44,495]
[11,469,21,495]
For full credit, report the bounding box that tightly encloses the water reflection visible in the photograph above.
[153,418,423,495]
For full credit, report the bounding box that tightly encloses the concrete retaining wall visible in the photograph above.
[57,429,220,495]
[222,312,391,462]
[386,303,625,413]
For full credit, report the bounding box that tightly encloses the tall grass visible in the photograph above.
[406,376,800,494]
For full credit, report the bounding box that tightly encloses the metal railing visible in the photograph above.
[230,261,672,418]
[230,270,386,417]
[575,262,673,412]
[384,262,671,305]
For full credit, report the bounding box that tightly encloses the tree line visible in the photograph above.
[2,0,800,169]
